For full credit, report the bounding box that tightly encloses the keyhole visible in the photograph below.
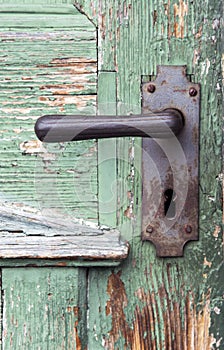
[164,189,176,219]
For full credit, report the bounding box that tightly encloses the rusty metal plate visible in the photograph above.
[141,66,199,257]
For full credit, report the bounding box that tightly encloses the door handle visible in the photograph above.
[34,65,199,257]
[35,109,183,143]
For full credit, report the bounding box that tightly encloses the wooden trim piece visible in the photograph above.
[0,1,76,15]
[74,0,98,26]
[0,205,129,266]
[0,230,129,263]
[98,72,117,227]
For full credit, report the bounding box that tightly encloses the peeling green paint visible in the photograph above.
[75,0,223,348]
[2,268,88,349]
[0,0,223,348]
[0,2,98,222]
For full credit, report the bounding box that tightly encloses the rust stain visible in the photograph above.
[105,272,213,349]
[173,0,188,38]
[73,306,82,350]
[75,329,82,350]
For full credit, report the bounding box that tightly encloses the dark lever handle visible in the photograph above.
[35,109,183,143]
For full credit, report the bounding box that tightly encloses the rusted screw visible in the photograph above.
[189,87,197,97]
[185,225,192,234]
[147,84,156,93]
[146,225,154,234]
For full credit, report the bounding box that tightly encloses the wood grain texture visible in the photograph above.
[2,268,88,349]
[0,3,98,223]
[0,4,104,348]
[74,0,224,348]
[0,227,129,264]
[98,72,117,228]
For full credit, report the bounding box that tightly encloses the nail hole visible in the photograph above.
[164,189,176,219]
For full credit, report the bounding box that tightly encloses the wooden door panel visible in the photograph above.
[0,1,98,223]
[0,0,223,349]
[2,268,87,349]
[0,2,96,349]
[75,1,223,349]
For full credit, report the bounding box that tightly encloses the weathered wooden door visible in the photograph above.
[0,0,223,349]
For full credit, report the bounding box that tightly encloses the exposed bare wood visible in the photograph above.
[0,230,129,262]
[104,272,213,350]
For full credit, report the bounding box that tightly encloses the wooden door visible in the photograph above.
[0,0,223,349]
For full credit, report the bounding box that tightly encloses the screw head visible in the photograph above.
[185,225,192,234]
[146,225,154,234]
[189,87,197,97]
[147,84,156,93]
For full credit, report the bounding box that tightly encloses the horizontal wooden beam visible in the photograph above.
[0,206,129,266]
[0,230,129,266]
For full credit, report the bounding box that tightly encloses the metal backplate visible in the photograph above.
[141,66,199,257]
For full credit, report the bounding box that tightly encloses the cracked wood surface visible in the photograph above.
[74,0,223,349]
[0,0,129,265]
[0,1,98,225]
[2,268,88,349]
[0,0,223,349]
[0,231,129,263]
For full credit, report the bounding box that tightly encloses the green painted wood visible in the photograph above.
[0,3,98,223]
[0,207,129,264]
[0,0,222,348]
[0,0,75,6]
[74,0,224,349]
[2,268,88,349]
[98,72,117,228]
[0,3,101,349]
[0,1,130,266]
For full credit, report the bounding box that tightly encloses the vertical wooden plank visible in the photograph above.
[76,0,223,349]
[0,270,2,348]
[98,72,117,227]
[2,268,87,349]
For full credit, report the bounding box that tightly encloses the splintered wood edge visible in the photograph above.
[0,230,130,266]
[0,205,129,266]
